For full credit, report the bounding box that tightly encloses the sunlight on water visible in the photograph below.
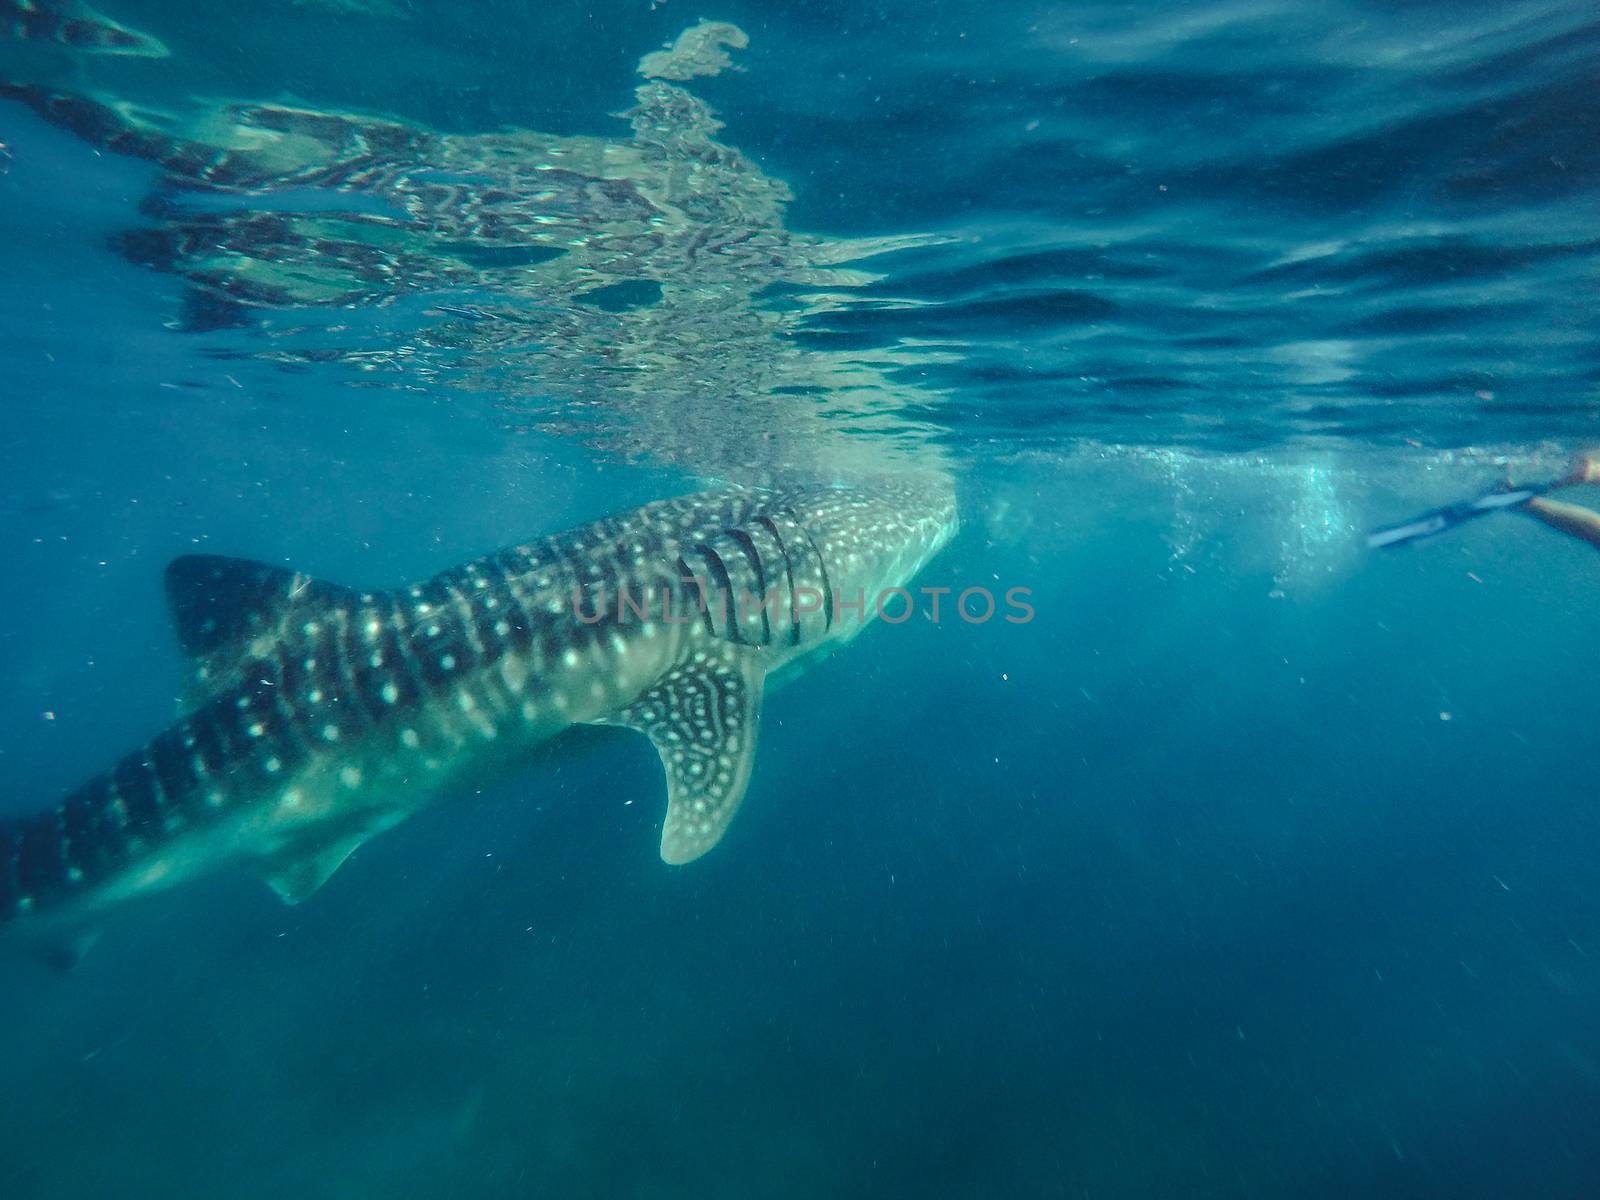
[1270,461,1355,596]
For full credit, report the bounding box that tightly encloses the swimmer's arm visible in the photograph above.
[1523,496,1600,553]
[1556,452,1600,489]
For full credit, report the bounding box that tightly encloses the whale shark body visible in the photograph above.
[0,480,956,948]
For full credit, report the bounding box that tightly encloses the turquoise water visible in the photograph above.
[2,3,1600,1196]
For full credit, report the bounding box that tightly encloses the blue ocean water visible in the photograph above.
[2,2,1600,1196]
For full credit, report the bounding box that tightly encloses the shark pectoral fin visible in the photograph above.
[611,647,765,865]
[260,835,369,905]
[164,553,360,693]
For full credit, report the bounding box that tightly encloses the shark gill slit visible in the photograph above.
[721,526,772,646]
[692,542,740,643]
[674,554,718,639]
[789,508,836,634]
[752,514,804,647]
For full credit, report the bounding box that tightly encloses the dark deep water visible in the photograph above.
[3,2,1600,1197]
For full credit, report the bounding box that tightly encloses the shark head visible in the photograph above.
[788,477,959,597]
[779,477,959,639]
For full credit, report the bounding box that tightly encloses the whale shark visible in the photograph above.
[0,479,956,950]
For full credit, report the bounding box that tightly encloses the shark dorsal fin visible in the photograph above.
[608,645,764,864]
[164,554,357,686]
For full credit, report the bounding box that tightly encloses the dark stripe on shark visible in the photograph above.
[149,725,201,805]
[377,592,435,702]
[324,612,379,738]
[138,681,315,819]
[438,563,521,666]
[108,743,192,838]
[112,754,162,828]
[0,810,82,923]
[406,583,480,690]
[485,554,541,652]
[465,585,509,663]
[188,700,231,779]
[0,811,63,922]
[228,680,307,780]
[571,540,623,593]
[15,816,67,907]
[274,640,313,721]
[274,617,351,735]
[354,624,423,721]
[2,771,141,923]
[60,775,129,878]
